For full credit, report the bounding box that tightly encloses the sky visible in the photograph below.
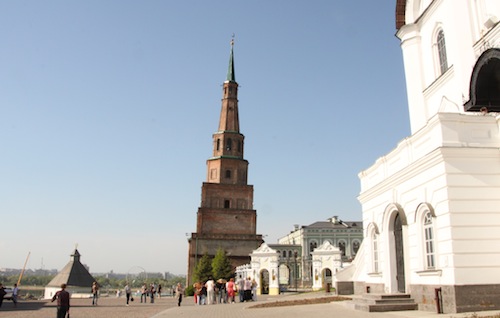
[0,1,409,276]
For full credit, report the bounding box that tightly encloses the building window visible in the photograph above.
[225,170,231,179]
[423,212,435,269]
[352,240,360,255]
[437,30,448,75]
[372,232,379,273]
[283,250,287,258]
[216,139,220,151]
[288,250,293,258]
[238,141,241,152]
[309,241,317,254]
[224,200,230,208]
[226,138,232,151]
[339,241,346,257]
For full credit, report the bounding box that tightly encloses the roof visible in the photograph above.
[46,249,96,288]
[305,220,362,229]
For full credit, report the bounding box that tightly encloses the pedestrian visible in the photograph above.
[244,277,252,302]
[237,275,245,302]
[140,284,147,303]
[124,283,132,306]
[226,278,236,303]
[149,284,155,303]
[251,279,258,301]
[205,277,215,305]
[91,281,99,306]
[12,283,19,307]
[51,283,70,318]
[175,283,184,306]
[157,284,162,298]
[193,282,201,304]
[0,283,7,308]
[200,284,207,305]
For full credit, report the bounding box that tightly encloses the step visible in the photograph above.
[355,302,419,312]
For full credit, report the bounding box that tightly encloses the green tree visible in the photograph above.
[211,248,233,280]
[193,253,212,283]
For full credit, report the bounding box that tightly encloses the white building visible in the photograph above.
[277,216,362,286]
[338,0,500,314]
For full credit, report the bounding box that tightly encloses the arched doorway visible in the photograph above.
[394,213,406,293]
[260,269,269,295]
[321,268,332,289]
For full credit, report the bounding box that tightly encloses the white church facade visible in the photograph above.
[337,0,500,314]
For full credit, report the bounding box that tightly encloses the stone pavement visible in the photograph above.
[2,292,500,318]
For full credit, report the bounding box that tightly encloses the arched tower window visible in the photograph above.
[216,139,220,151]
[226,138,232,151]
[423,212,435,269]
[436,29,448,75]
[224,200,230,209]
[225,170,231,179]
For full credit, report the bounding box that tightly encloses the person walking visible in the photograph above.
[157,284,162,298]
[51,283,70,318]
[140,284,147,303]
[149,284,155,303]
[91,281,99,306]
[0,283,7,308]
[237,275,245,302]
[175,283,184,306]
[124,283,132,306]
[205,277,215,305]
[12,283,19,307]
[226,278,236,304]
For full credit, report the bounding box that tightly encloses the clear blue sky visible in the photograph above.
[0,1,409,275]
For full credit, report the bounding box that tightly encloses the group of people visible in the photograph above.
[192,276,257,305]
[139,283,162,303]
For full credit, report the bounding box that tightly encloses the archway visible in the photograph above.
[394,213,406,293]
[260,269,269,295]
[321,268,332,289]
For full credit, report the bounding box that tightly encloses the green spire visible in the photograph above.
[226,38,236,82]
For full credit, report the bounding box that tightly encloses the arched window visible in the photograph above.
[309,241,317,254]
[225,170,231,179]
[437,29,448,75]
[238,141,241,152]
[226,138,232,151]
[224,200,230,209]
[423,212,435,269]
[216,139,220,151]
[372,232,379,273]
[352,240,360,255]
[288,250,293,258]
[339,241,346,257]
[282,250,287,258]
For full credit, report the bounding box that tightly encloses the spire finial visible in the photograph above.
[226,34,236,82]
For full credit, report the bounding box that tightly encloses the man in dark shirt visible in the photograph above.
[51,283,70,318]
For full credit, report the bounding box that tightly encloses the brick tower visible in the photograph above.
[187,40,263,284]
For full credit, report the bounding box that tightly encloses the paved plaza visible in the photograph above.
[1,292,500,318]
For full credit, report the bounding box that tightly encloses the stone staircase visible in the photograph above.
[348,294,418,312]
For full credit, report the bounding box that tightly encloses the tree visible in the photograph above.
[193,253,212,283]
[211,248,233,280]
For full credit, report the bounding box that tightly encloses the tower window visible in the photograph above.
[238,141,241,152]
[216,139,220,151]
[226,138,232,151]
[224,200,230,208]
[225,170,231,179]
[437,30,448,75]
